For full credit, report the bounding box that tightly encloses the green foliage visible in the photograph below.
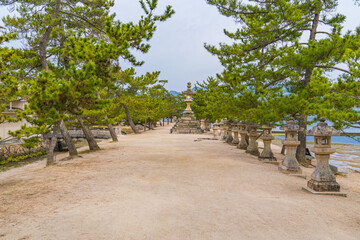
[0,150,46,165]
[0,32,21,126]
[205,0,360,129]
[1,0,175,139]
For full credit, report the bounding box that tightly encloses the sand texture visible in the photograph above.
[1,125,360,240]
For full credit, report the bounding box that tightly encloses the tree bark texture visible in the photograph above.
[47,121,60,166]
[296,115,308,164]
[108,124,118,142]
[77,117,100,151]
[122,103,139,134]
[60,120,78,157]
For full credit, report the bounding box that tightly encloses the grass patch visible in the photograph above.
[0,153,46,172]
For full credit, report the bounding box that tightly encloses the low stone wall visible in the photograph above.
[61,126,122,139]
[0,142,47,164]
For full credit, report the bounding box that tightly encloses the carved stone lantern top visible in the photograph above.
[232,118,240,132]
[307,118,340,149]
[261,125,274,140]
[182,82,195,96]
[307,118,340,137]
[232,118,240,126]
[239,120,248,133]
[280,117,299,132]
[213,120,219,126]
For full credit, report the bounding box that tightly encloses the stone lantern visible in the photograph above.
[278,117,302,174]
[231,118,240,145]
[212,120,219,138]
[258,125,276,162]
[226,118,234,144]
[200,119,206,131]
[237,121,249,150]
[304,117,342,194]
[205,119,211,131]
[221,118,228,141]
[170,82,202,134]
[245,123,260,156]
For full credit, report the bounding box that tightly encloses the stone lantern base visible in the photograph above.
[258,155,277,163]
[245,141,260,156]
[278,164,302,174]
[171,111,203,134]
[307,179,340,192]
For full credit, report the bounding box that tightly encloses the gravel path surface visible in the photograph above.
[1,125,360,240]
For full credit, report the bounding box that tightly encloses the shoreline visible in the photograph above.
[272,137,360,171]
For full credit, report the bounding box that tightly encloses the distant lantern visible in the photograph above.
[226,118,234,144]
[279,117,302,174]
[304,117,343,194]
[213,120,219,138]
[231,118,240,145]
[221,118,229,141]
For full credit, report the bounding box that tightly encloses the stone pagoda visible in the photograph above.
[170,82,203,134]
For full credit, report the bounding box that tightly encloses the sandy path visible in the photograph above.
[1,125,360,240]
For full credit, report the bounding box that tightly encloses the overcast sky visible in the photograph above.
[1,0,360,91]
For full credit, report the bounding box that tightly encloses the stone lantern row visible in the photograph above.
[212,117,344,195]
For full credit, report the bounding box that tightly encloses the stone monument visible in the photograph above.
[170,83,203,134]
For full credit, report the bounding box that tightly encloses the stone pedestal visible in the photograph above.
[226,119,234,144]
[221,119,228,141]
[232,129,239,145]
[200,119,206,131]
[246,125,260,156]
[172,111,203,134]
[237,122,248,150]
[205,120,211,131]
[259,137,276,161]
[212,120,219,138]
[231,118,240,145]
[279,141,302,174]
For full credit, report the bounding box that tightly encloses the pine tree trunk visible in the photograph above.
[47,121,60,166]
[121,103,139,134]
[296,115,308,164]
[296,12,320,164]
[60,120,78,157]
[39,0,61,71]
[77,117,100,151]
[108,124,118,142]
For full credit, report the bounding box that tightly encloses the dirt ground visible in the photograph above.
[1,125,360,240]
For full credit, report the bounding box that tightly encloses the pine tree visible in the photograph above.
[205,0,360,162]
[1,0,174,164]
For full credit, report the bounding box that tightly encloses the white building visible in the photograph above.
[0,99,29,140]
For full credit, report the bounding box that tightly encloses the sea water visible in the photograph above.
[275,135,360,171]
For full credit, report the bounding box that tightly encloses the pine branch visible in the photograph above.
[314,65,353,75]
